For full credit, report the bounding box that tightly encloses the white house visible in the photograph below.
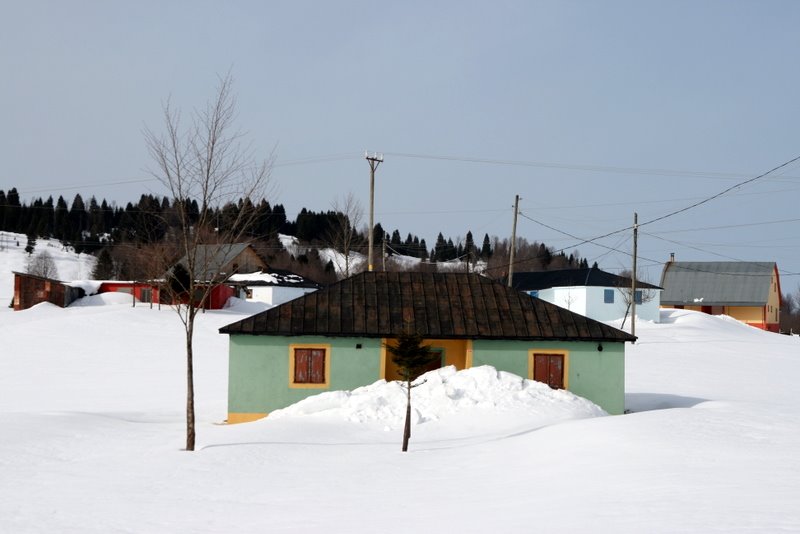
[228,269,321,307]
[509,267,662,324]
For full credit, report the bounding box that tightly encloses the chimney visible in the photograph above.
[669,252,675,263]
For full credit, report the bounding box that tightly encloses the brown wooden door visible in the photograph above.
[294,349,326,383]
[533,353,564,389]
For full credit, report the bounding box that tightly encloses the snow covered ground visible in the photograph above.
[1,241,800,532]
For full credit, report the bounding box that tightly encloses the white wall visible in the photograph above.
[531,285,661,324]
[249,286,317,306]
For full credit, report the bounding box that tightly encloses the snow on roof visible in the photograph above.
[227,270,320,288]
[65,280,103,295]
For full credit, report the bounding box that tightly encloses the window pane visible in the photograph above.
[309,349,325,384]
[604,289,614,303]
[294,349,310,383]
[634,290,642,304]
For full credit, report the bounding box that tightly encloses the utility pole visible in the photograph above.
[365,151,383,272]
[507,194,520,287]
[382,232,387,272]
[631,212,639,339]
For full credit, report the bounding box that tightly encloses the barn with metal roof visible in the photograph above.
[660,261,781,331]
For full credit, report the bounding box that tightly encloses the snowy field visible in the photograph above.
[2,244,800,532]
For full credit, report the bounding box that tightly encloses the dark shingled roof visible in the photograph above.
[219,271,636,342]
[508,268,662,292]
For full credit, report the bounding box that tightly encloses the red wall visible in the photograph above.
[98,282,160,304]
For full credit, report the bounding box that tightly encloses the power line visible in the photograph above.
[639,153,800,228]
[645,216,800,235]
[384,151,800,182]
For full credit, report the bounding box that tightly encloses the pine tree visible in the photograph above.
[53,196,69,241]
[464,231,475,263]
[386,331,438,452]
[25,232,36,255]
[6,188,21,232]
[92,248,116,280]
[481,233,492,259]
[0,190,6,232]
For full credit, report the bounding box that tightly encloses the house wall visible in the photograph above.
[383,338,470,381]
[209,285,235,309]
[228,335,626,423]
[13,274,77,311]
[227,248,268,275]
[227,335,383,423]
[471,339,625,415]
[249,286,317,307]
[536,286,661,324]
[537,287,588,315]
[98,282,160,304]
[767,269,781,331]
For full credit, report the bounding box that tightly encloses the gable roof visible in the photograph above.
[219,271,635,342]
[508,268,662,292]
[660,261,777,306]
[174,243,264,282]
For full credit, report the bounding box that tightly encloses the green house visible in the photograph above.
[219,271,635,423]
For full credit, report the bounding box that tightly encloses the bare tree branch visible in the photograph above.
[144,73,273,451]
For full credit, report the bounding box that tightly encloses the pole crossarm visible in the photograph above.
[365,152,383,272]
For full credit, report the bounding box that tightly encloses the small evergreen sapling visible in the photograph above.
[386,331,438,452]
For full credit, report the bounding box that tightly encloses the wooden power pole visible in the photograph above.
[631,212,639,338]
[507,194,520,287]
[365,152,383,272]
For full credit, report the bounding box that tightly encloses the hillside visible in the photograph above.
[1,251,799,532]
[0,232,96,304]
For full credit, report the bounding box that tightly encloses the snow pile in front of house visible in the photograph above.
[270,365,606,428]
[223,296,270,313]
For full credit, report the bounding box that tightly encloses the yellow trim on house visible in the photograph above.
[288,343,332,389]
[227,412,268,424]
[528,349,570,389]
[379,339,387,379]
[465,339,474,369]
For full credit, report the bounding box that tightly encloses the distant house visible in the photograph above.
[508,268,662,324]
[173,243,268,281]
[660,261,781,332]
[228,269,321,307]
[168,243,269,310]
[12,272,85,311]
[219,271,636,423]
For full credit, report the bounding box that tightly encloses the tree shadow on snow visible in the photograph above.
[625,392,708,413]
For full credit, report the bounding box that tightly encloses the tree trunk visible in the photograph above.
[621,302,631,330]
[402,378,411,452]
[185,316,196,451]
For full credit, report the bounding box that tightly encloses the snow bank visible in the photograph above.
[271,365,606,427]
[223,296,270,314]
[70,292,138,307]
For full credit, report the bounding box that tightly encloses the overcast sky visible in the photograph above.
[2,1,799,284]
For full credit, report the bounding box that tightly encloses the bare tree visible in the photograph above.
[326,192,364,278]
[144,73,273,451]
[26,250,59,279]
[616,270,657,331]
